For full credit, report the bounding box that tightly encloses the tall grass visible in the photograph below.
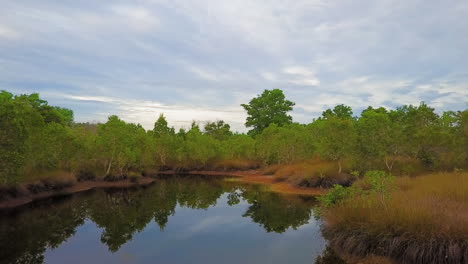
[210,159,260,171]
[322,171,468,264]
[266,158,354,188]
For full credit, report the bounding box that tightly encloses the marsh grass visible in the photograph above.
[211,159,260,171]
[270,159,354,188]
[322,171,468,264]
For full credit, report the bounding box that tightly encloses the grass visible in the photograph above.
[263,158,354,188]
[321,171,468,264]
[210,159,260,171]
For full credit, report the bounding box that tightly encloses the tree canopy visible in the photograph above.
[241,89,295,136]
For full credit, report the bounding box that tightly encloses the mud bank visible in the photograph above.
[0,177,155,210]
[160,170,326,196]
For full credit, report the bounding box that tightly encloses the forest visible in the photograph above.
[1,88,467,187]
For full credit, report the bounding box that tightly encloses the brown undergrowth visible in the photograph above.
[261,158,355,188]
[321,171,468,264]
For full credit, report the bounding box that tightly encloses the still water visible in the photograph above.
[0,175,345,264]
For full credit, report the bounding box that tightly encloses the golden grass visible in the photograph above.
[211,159,260,171]
[322,171,468,263]
[269,158,353,187]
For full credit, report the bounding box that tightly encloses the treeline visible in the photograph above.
[1,89,467,185]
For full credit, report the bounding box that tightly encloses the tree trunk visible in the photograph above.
[385,157,394,171]
[106,157,113,175]
[338,160,342,174]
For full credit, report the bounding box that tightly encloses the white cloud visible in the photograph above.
[59,93,247,131]
[111,5,159,32]
[1,0,467,129]
[0,24,19,39]
[283,66,320,86]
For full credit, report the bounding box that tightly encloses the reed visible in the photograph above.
[321,171,468,264]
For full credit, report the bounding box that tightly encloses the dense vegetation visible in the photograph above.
[317,170,467,263]
[1,89,467,189]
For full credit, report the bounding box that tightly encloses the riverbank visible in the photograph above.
[162,170,327,196]
[0,169,326,210]
[0,177,155,210]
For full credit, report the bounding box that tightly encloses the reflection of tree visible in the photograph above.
[227,191,241,206]
[0,196,86,264]
[241,188,315,233]
[314,246,346,264]
[86,176,229,251]
[87,186,175,252]
[0,175,318,263]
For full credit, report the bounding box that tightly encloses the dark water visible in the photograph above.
[0,175,345,264]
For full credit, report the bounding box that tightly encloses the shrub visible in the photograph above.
[317,184,353,208]
[75,168,96,181]
[128,171,142,183]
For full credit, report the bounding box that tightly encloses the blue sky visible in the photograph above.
[1,0,467,131]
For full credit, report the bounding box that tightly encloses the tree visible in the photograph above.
[241,89,295,137]
[256,123,314,164]
[312,107,357,173]
[356,107,401,171]
[151,114,176,167]
[97,115,139,175]
[321,104,353,120]
[204,120,232,140]
[153,114,174,137]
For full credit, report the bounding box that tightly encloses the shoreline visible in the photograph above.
[0,177,156,210]
[174,170,327,196]
[0,170,326,210]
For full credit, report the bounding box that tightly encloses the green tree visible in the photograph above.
[241,89,295,137]
[312,106,357,173]
[356,107,401,171]
[153,114,174,137]
[152,114,176,167]
[321,104,353,120]
[204,120,232,140]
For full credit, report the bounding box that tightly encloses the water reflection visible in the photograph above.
[0,175,345,264]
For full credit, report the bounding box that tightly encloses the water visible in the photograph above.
[0,175,344,264]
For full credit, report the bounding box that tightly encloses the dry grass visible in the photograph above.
[322,171,468,264]
[211,159,260,171]
[260,164,282,175]
[270,158,354,188]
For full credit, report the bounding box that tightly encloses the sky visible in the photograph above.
[1,0,467,132]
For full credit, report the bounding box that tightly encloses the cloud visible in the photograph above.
[111,5,159,32]
[283,66,320,86]
[52,93,247,131]
[0,24,19,39]
[1,0,467,130]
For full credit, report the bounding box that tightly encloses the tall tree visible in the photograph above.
[152,114,175,167]
[241,89,295,136]
[204,120,232,140]
[312,106,357,173]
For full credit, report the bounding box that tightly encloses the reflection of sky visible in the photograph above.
[44,194,326,264]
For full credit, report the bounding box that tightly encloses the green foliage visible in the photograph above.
[241,89,295,137]
[364,170,395,195]
[321,104,353,120]
[255,123,314,164]
[311,115,356,173]
[317,184,353,207]
[204,120,232,140]
[0,89,466,185]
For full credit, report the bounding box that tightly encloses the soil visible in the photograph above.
[0,177,155,210]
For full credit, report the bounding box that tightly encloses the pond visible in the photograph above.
[0,175,345,264]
